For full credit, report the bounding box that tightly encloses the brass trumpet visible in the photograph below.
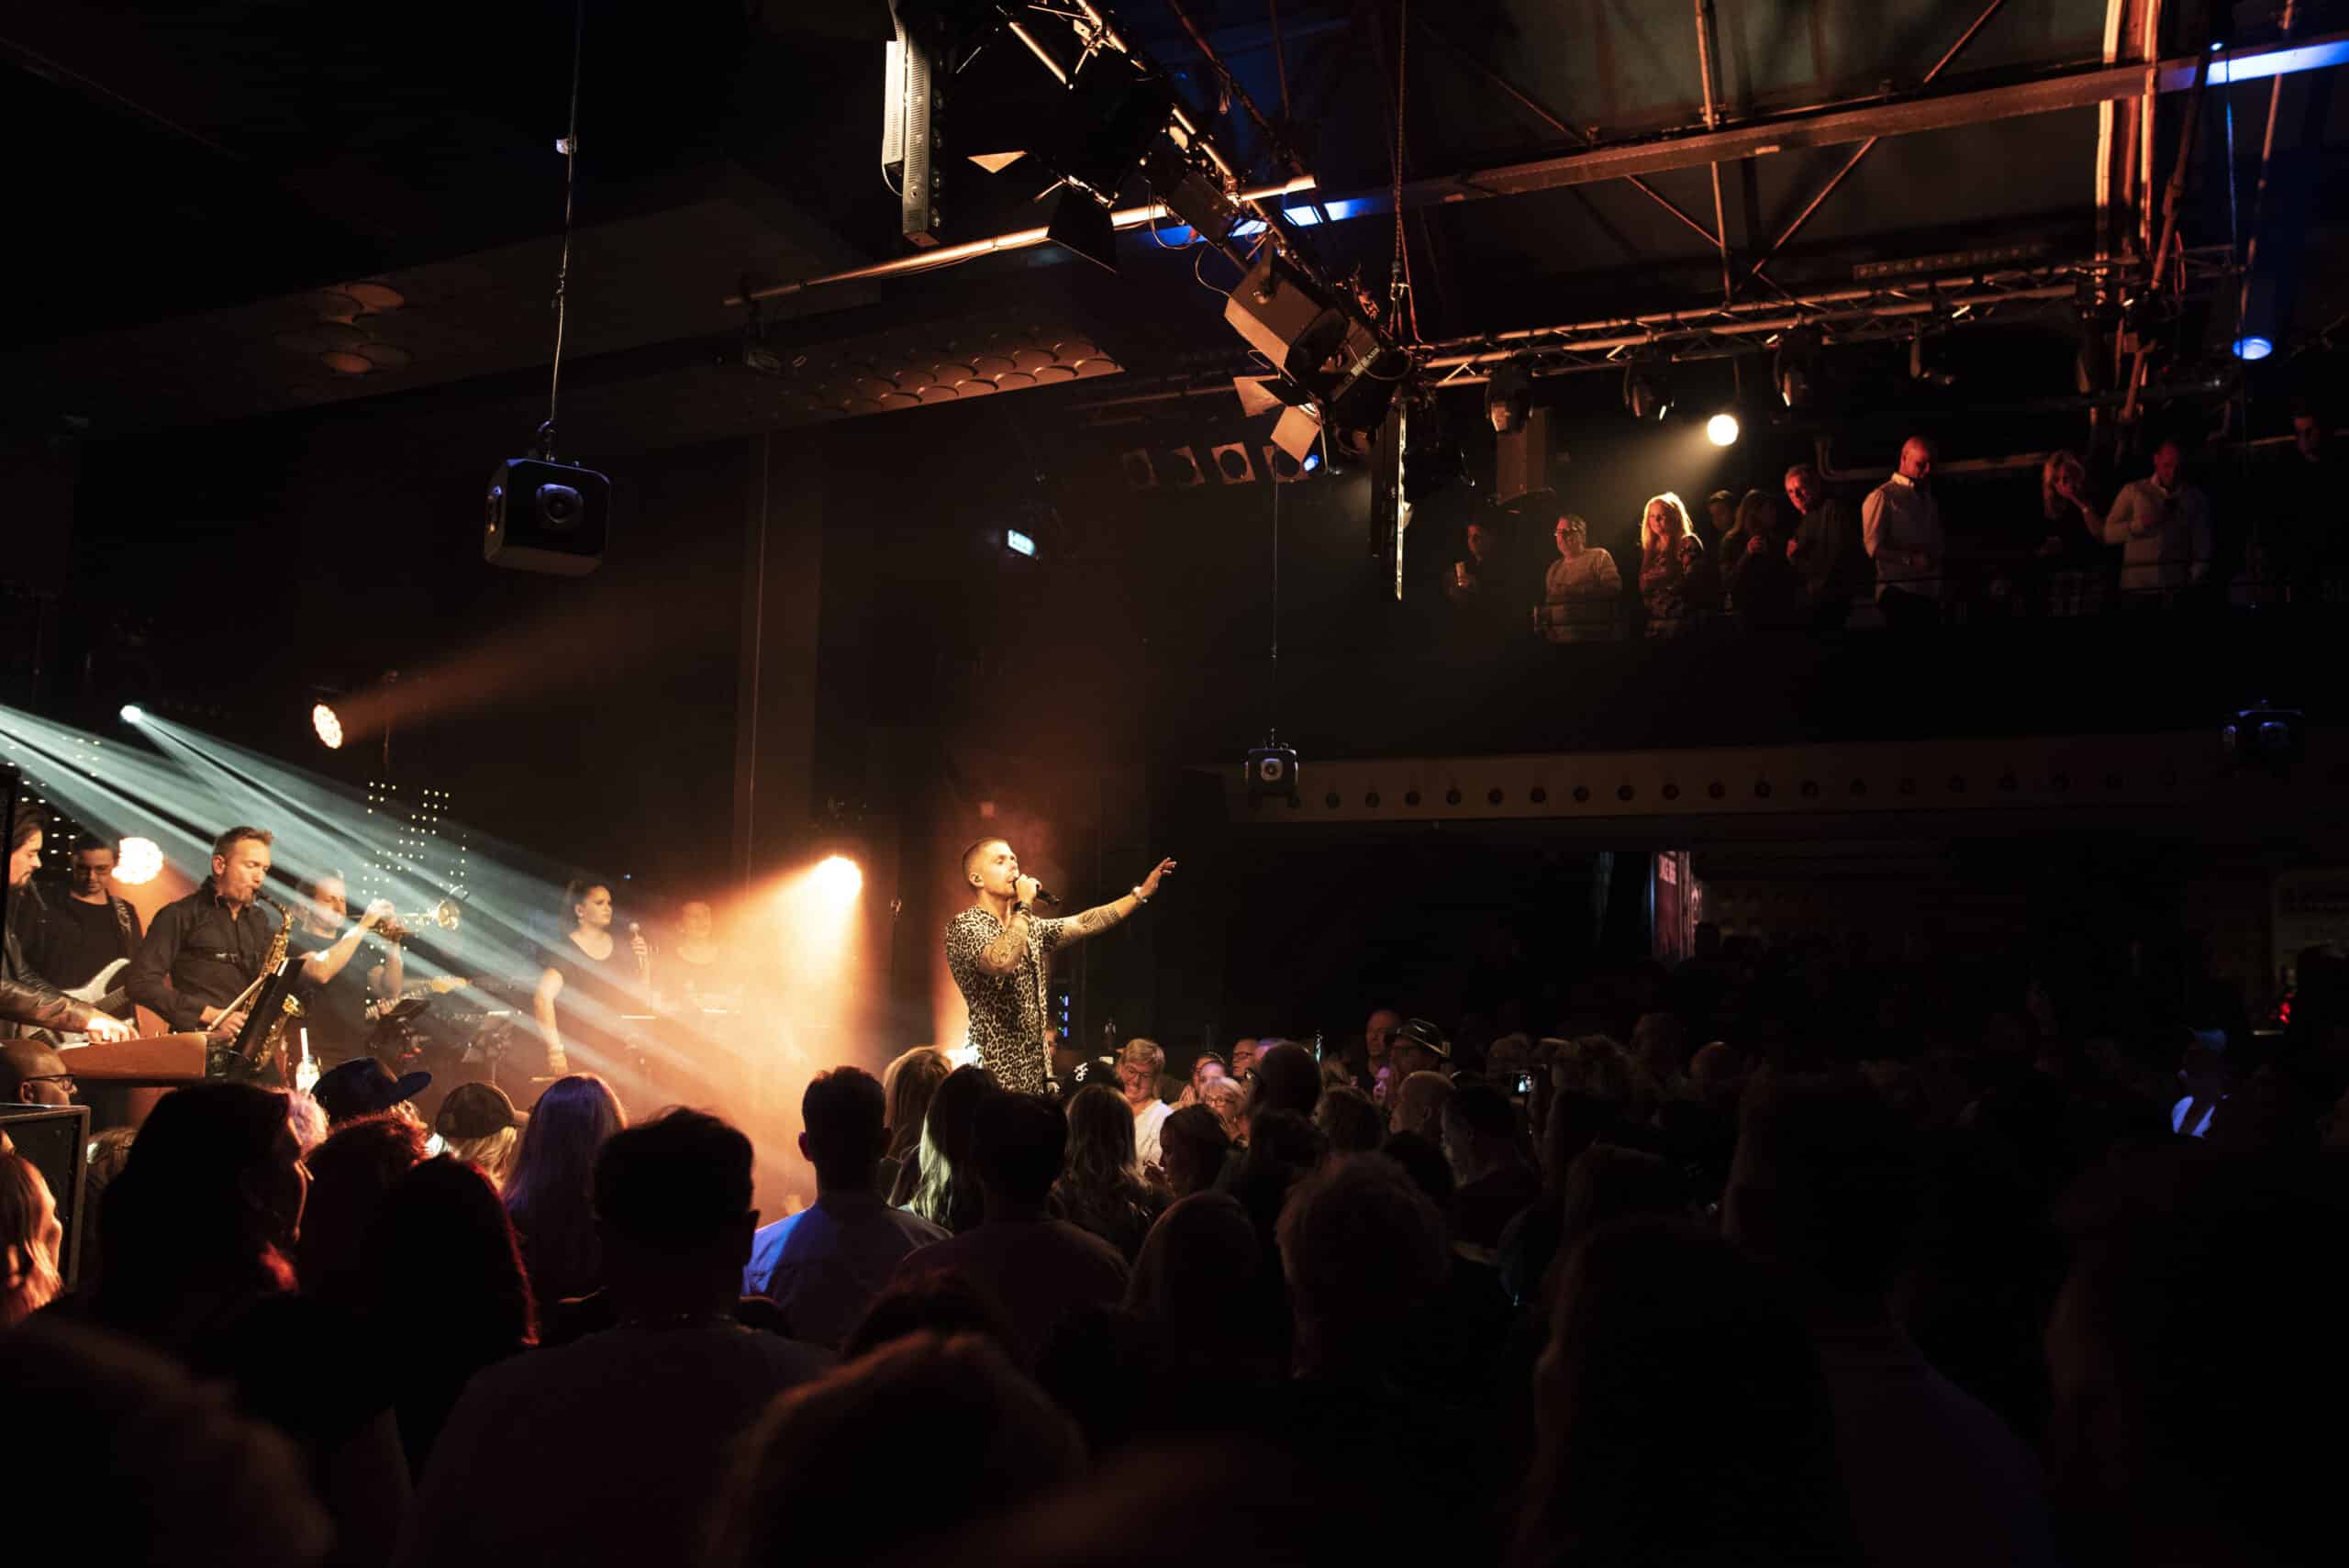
[378,898,462,942]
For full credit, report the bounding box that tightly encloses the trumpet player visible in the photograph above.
[292,869,401,1067]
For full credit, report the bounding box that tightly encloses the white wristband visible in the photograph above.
[1130,885,1149,905]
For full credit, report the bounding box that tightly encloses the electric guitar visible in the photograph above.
[27,957,132,1047]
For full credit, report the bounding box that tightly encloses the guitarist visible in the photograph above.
[3,808,134,1042]
[19,839,145,1016]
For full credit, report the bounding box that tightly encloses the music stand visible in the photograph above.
[219,957,303,1081]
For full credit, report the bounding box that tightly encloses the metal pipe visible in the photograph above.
[723,175,1318,304]
[1750,0,2010,285]
[2237,0,2297,328]
[1693,0,1734,300]
[1005,19,1071,84]
[1162,0,1303,173]
[1416,19,1724,250]
[1419,283,2078,370]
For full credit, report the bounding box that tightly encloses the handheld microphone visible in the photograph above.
[1029,884,1063,906]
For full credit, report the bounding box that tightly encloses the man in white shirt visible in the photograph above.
[745,1067,947,1347]
[1861,436,1945,626]
[2101,439,2211,596]
[1118,1037,1174,1171]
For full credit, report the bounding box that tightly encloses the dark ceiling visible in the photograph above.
[5,1,2343,447]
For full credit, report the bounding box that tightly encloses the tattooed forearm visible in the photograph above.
[1064,896,1136,942]
[976,913,1030,974]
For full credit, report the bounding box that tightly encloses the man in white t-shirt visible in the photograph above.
[2100,439,2212,595]
[1118,1037,1174,1171]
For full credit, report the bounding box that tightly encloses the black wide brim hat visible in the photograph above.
[313,1058,432,1123]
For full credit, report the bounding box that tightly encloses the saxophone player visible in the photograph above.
[127,826,288,1053]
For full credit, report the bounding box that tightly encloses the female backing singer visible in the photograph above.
[534,880,649,1076]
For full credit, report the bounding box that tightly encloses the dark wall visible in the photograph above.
[67,414,750,893]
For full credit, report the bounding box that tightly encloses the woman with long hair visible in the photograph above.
[0,1151,64,1326]
[1053,1084,1165,1262]
[503,1073,626,1308]
[880,1045,951,1206]
[367,1156,535,1475]
[907,1063,996,1234]
[1637,491,1711,638]
[2038,449,2106,616]
[91,1084,306,1347]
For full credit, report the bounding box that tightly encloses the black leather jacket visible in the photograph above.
[2,917,84,1036]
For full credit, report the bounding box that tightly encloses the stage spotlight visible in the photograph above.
[1167,446,1207,488]
[116,837,163,886]
[1907,333,1956,388]
[814,854,863,902]
[312,703,345,750]
[1773,327,1821,408]
[1623,369,1670,421]
[118,704,145,725]
[2232,335,2273,361]
[1706,413,1742,448]
[1485,362,1531,432]
[1210,443,1257,484]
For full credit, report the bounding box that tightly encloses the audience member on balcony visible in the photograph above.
[1637,492,1711,638]
[2264,400,2341,602]
[1703,488,1736,552]
[1863,437,1946,627]
[1785,462,1866,629]
[2099,438,2211,597]
[1727,487,1806,629]
[1537,513,1621,642]
[1447,517,1521,630]
[2036,450,2107,616]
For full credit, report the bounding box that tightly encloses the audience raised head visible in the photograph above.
[1116,1037,1173,1168]
[1198,1072,1249,1143]
[745,1065,945,1348]
[364,1155,534,1474]
[1247,1040,1323,1124]
[1442,1081,1539,1256]
[1154,1103,1230,1199]
[908,1062,997,1233]
[1,1149,63,1325]
[1727,1073,2057,1568]
[709,1332,1083,1568]
[1313,1083,1385,1154]
[1391,1068,1454,1139]
[1516,1219,1859,1568]
[400,1108,826,1568]
[296,1110,429,1312]
[433,1081,521,1185]
[91,1082,305,1349]
[1278,1154,1450,1380]
[502,1072,625,1309]
[1054,1082,1164,1261]
[893,1091,1128,1368]
[878,1044,951,1203]
[0,1319,330,1567]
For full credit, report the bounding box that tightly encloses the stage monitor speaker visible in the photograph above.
[0,1103,91,1292]
[1496,407,1551,505]
[484,458,610,575]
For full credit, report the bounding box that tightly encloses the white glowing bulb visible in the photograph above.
[1706,413,1741,448]
[117,837,164,885]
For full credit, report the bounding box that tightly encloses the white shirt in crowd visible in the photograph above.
[2102,476,2212,594]
[743,1189,949,1349]
[1132,1097,1172,1170]
[1861,471,1945,600]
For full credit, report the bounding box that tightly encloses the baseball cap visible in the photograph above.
[1394,1018,1453,1062]
[436,1080,518,1141]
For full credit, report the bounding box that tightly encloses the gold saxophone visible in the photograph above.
[229,897,306,1082]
